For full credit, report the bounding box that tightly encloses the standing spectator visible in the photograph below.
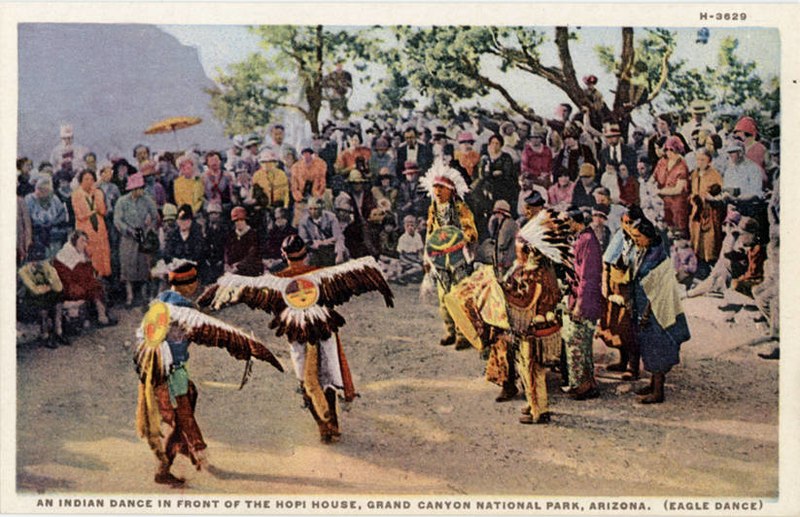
[732,116,768,177]
[553,124,596,182]
[172,154,204,215]
[333,192,369,262]
[599,123,638,181]
[224,206,263,276]
[563,209,602,400]
[617,163,640,207]
[454,131,481,180]
[262,124,297,170]
[50,124,89,172]
[688,148,726,274]
[53,231,114,327]
[18,195,32,264]
[17,157,35,197]
[26,178,69,261]
[395,127,433,176]
[71,170,111,279]
[653,136,690,235]
[722,141,764,217]
[202,151,234,215]
[679,100,716,146]
[473,133,519,242]
[590,205,612,253]
[141,161,167,210]
[592,186,624,235]
[112,158,135,194]
[368,137,395,179]
[239,133,263,175]
[290,147,327,226]
[520,125,553,188]
[297,197,343,267]
[517,191,546,228]
[516,173,548,219]
[599,164,622,204]
[114,172,159,306]
[252,150,290,210]
[480,200,517,274]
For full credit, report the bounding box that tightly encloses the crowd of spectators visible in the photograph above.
[17,95,780,352]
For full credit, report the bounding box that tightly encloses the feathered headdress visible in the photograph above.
[517,209,575,272]
[419,161,470,199]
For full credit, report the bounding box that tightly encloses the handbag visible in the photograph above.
[137,229,160,254]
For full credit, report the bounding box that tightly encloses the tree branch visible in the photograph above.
[646,47,672,103]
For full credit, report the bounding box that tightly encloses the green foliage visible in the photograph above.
[208,25,376,135]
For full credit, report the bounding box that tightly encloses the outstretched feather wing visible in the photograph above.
[305,256,394,308]
[168,304,284,372]
[197,273,288,315]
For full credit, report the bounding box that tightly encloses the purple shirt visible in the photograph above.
[570,227,603,321]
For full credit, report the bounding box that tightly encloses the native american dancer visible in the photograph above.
[628,216,691,404]
[595,206,641,380]
[422,162,478,349]
[198,235,393,442]
[491,209,573,424]
[134,262,283,486]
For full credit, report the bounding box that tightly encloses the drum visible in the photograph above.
[425,225,468,272]
[443,265,509,350]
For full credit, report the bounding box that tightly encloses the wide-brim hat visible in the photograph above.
[523,190,545,207]
[456,131,475,144]
[126,172,145,191]
[492,200,512,215]
[402,161,420,175]
[244,132,262,147]
[725,141,745,154]
[259,150,279,163]
[579,163,596,178]
[162,203,178,221]
[603,123,622,137]
[689,100,710,115]
[231,206,247,221]
[347,169,368,183]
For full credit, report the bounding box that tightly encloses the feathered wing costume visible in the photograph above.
[135,299,283,466]
[197,256,394,342]
[197,256,393,438]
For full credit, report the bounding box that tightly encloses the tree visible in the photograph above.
[386,26,675,131]
[208,25,373,136]
[656,36,780,140]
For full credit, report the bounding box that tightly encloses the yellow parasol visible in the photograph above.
[144,116,202,149]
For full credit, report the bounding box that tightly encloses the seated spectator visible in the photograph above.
[599,164,622,204]
[671,235,698,288]
[455,132,481,180]
[371,168,398,211]
[52,231,114,327]
[18,259,65,348]
[262,207,298,270]
[224,206,263,276]
[570,163,598,209]
[333,192,369,262]
[516,172,548,219]
[548,169,575,211]
[730,218,765,298]
[393,214,425,282]
[165,204,204,264]
[520,125,553,187]
[298,196,343,267]
[200,201,227,284]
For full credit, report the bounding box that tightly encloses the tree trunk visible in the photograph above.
[306,24,325,136]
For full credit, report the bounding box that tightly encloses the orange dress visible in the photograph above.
[71,187,111,277]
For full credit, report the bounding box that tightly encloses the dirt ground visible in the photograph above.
[15,283,779,497]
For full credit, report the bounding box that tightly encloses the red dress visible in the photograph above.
[653,157,690,232]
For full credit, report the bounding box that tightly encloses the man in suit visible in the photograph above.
[395,127,433,177]
[599,123,638,178]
